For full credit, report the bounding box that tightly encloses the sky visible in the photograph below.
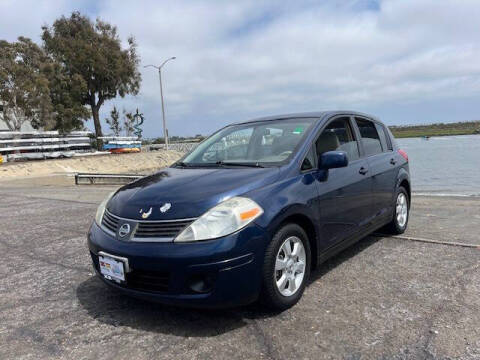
[1,0,480,138]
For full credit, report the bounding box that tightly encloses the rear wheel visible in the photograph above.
[260,223,311,311]
[384,186,409,234]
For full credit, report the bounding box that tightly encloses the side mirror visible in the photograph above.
[319,151,348,170]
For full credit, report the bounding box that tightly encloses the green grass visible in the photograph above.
[389,121,480,138]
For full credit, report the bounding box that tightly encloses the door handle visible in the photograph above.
[390,158,396,165]
[359,167,368,175]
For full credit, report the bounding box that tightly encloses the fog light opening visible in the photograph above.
[188,274,215,294]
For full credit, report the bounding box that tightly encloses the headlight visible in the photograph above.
[95,192,115,226]
[175,197,263,242]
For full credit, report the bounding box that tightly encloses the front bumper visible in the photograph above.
[87,221,270,308]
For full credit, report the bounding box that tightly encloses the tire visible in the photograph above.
[259,223,311,311]
[384,186,409,234]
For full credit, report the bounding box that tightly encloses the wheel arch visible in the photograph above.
[399,179,410,201]
[268,208,319,270]
[396,169,411,205]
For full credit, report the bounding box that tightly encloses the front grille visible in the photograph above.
[135,220,193,239]
[101,210,194,240]
[91,252,170,293]
[102,210,119,233]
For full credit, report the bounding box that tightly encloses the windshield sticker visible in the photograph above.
[293,127,304,134]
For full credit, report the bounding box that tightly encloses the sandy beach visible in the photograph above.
[0,150,183,180]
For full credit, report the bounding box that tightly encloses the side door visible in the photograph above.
[353,117,397,224]
[314,116,373,250]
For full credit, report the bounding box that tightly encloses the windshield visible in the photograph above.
[180,118,315,167]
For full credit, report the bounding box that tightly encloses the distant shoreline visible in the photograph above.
[389,120,480,138]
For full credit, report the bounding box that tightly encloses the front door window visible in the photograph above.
[316,117,359,161]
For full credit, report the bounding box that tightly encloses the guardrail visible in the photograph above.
[75,173,144,185]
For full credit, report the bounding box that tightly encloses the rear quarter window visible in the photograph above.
[375,123,392,151]
[384,126,395,150]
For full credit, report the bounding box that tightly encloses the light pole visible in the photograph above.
[145,56,176,150]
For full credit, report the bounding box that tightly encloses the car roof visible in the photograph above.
[236,110,380,125]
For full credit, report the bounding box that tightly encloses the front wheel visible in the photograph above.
[384,187,409,234]
[259,223,311,311]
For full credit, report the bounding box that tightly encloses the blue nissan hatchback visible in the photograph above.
[88,111,410,310]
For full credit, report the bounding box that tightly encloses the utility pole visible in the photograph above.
[144,56,176,150]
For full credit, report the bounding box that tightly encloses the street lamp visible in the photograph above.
[145,56,176,150]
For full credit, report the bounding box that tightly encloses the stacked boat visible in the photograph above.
[0,131,93,162]
[100,136,141,153]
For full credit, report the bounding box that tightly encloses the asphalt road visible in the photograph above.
[1,178,479,359]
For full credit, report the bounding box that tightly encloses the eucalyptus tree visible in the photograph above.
[0,37,53,131]
[42,12,141,145]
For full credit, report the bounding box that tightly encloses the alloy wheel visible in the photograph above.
[396,192,408,228]
[275,236,306,297]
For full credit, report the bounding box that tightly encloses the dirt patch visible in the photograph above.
[0,151,183,180]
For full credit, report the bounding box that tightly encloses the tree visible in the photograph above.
[42,61,90,134]
[106,106,122,136]
[42,12,141,146]
[0,37,53,131]
[123,109,135,136]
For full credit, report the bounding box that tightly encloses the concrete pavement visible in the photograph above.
[1,177,479,359]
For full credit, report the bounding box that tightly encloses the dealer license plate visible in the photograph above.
[99,255,125,283]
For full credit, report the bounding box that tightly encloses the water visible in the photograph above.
[397,134,480,196]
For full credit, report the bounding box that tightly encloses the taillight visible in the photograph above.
[398,149,408,162]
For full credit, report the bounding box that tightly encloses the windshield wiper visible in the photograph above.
[173,161,190,167]
[215,161,264,168]
[175,161,264,168]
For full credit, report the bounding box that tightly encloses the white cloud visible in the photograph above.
[2,0,480,135]
[0,0,75,42]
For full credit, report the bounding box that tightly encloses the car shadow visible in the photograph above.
[76,235,380,337]
[308,235,380,285]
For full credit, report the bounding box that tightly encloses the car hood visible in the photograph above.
[107,166,280,220]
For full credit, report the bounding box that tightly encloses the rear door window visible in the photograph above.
[316,117,360,161]
[355,118,383,156]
